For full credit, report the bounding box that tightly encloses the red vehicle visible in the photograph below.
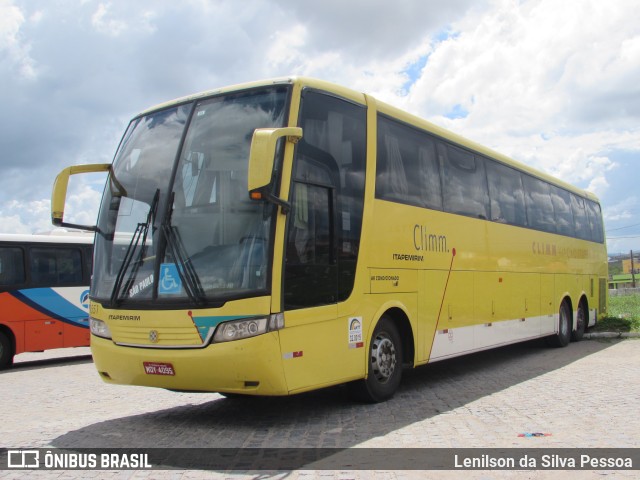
[0,232,93,369]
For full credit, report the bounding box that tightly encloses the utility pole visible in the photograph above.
[631,250,636,288]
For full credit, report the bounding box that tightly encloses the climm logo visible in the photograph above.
[414,224,449,253]
[532,241,557,256]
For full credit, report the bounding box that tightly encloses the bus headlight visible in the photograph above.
[90,318,112,339]
[213,313,284,343]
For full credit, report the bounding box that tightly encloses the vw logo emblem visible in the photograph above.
[149,330,159,343]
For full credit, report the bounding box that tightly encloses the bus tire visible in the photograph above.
[0,331,14,370]
[571,301,587,342]
[348,316,403,403]
[548,301,571,348]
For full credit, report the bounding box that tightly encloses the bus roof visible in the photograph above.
[0,231,94,245]
[137,76,599,204]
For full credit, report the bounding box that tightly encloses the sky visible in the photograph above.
[1,0,639,254]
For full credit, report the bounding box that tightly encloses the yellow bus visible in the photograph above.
[51,77,607,402]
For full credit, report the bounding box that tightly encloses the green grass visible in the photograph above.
[592,293,640,332]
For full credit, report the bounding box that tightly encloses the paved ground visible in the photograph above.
[1,337,638,479]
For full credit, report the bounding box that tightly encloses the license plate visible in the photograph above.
[143,362,175,376]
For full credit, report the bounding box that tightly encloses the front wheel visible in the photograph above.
[348,316,403,403]
[0,331,14,370]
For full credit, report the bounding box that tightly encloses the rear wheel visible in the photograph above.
[571,301,587,342]
[548,301,571,348]
[348,316,403,403]
[0,331,14,370]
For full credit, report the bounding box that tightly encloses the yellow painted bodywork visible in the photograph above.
[366,200,607,364]
[90,296,289,394]
[89,77,608,396]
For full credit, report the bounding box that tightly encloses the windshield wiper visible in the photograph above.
[110,189,160,306]
[162,192,206,305]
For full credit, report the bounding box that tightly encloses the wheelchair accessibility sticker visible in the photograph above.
[159,263,182,295]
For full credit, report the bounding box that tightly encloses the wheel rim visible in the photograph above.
[371,332,397,383]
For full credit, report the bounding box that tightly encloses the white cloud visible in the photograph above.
[91,3,128,37]
[280,0,480,60]
[64,184,103,228]
[266,24,308,73]
[0,199,52,233]
[605,197,638,223]
[388,0,640,202]
[0,214,32,234]
[0,0,639,253]
[0,0,36,78]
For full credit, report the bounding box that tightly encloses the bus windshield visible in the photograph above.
[92,86,289,306]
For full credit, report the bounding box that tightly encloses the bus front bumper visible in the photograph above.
[90,332,289,395]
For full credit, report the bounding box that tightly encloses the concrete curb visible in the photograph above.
[584,331,640,339]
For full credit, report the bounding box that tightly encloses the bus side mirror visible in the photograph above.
[52,163,111,231]
[248,127,302,192]
[248,127,302,214]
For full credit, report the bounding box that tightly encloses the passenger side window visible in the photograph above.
[571,194,592,241]
[439,143,489,219]
[288,183,332,266]
[550,186,575,237]
[31,248,83,285]
[486,160,526,226]
[586,200,604,243]
[376,116,442,210]
[0,247,25,287]
[373,114,604,245]
[285,90,367,309]
[523,175,556,233]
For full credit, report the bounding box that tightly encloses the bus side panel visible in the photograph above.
[418,269,448,363]
[429,271,474,360]
[63,321,90,348]
[506,273,535,323]
[279,304,365,393]
[0,291,44,355]
[50,287,91,347]
[474,271,527,346]
[555,273,577,313]
[25,319,64,351]
[0,288,89,355]
[540,274,556,334]
[431,270,550,362]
